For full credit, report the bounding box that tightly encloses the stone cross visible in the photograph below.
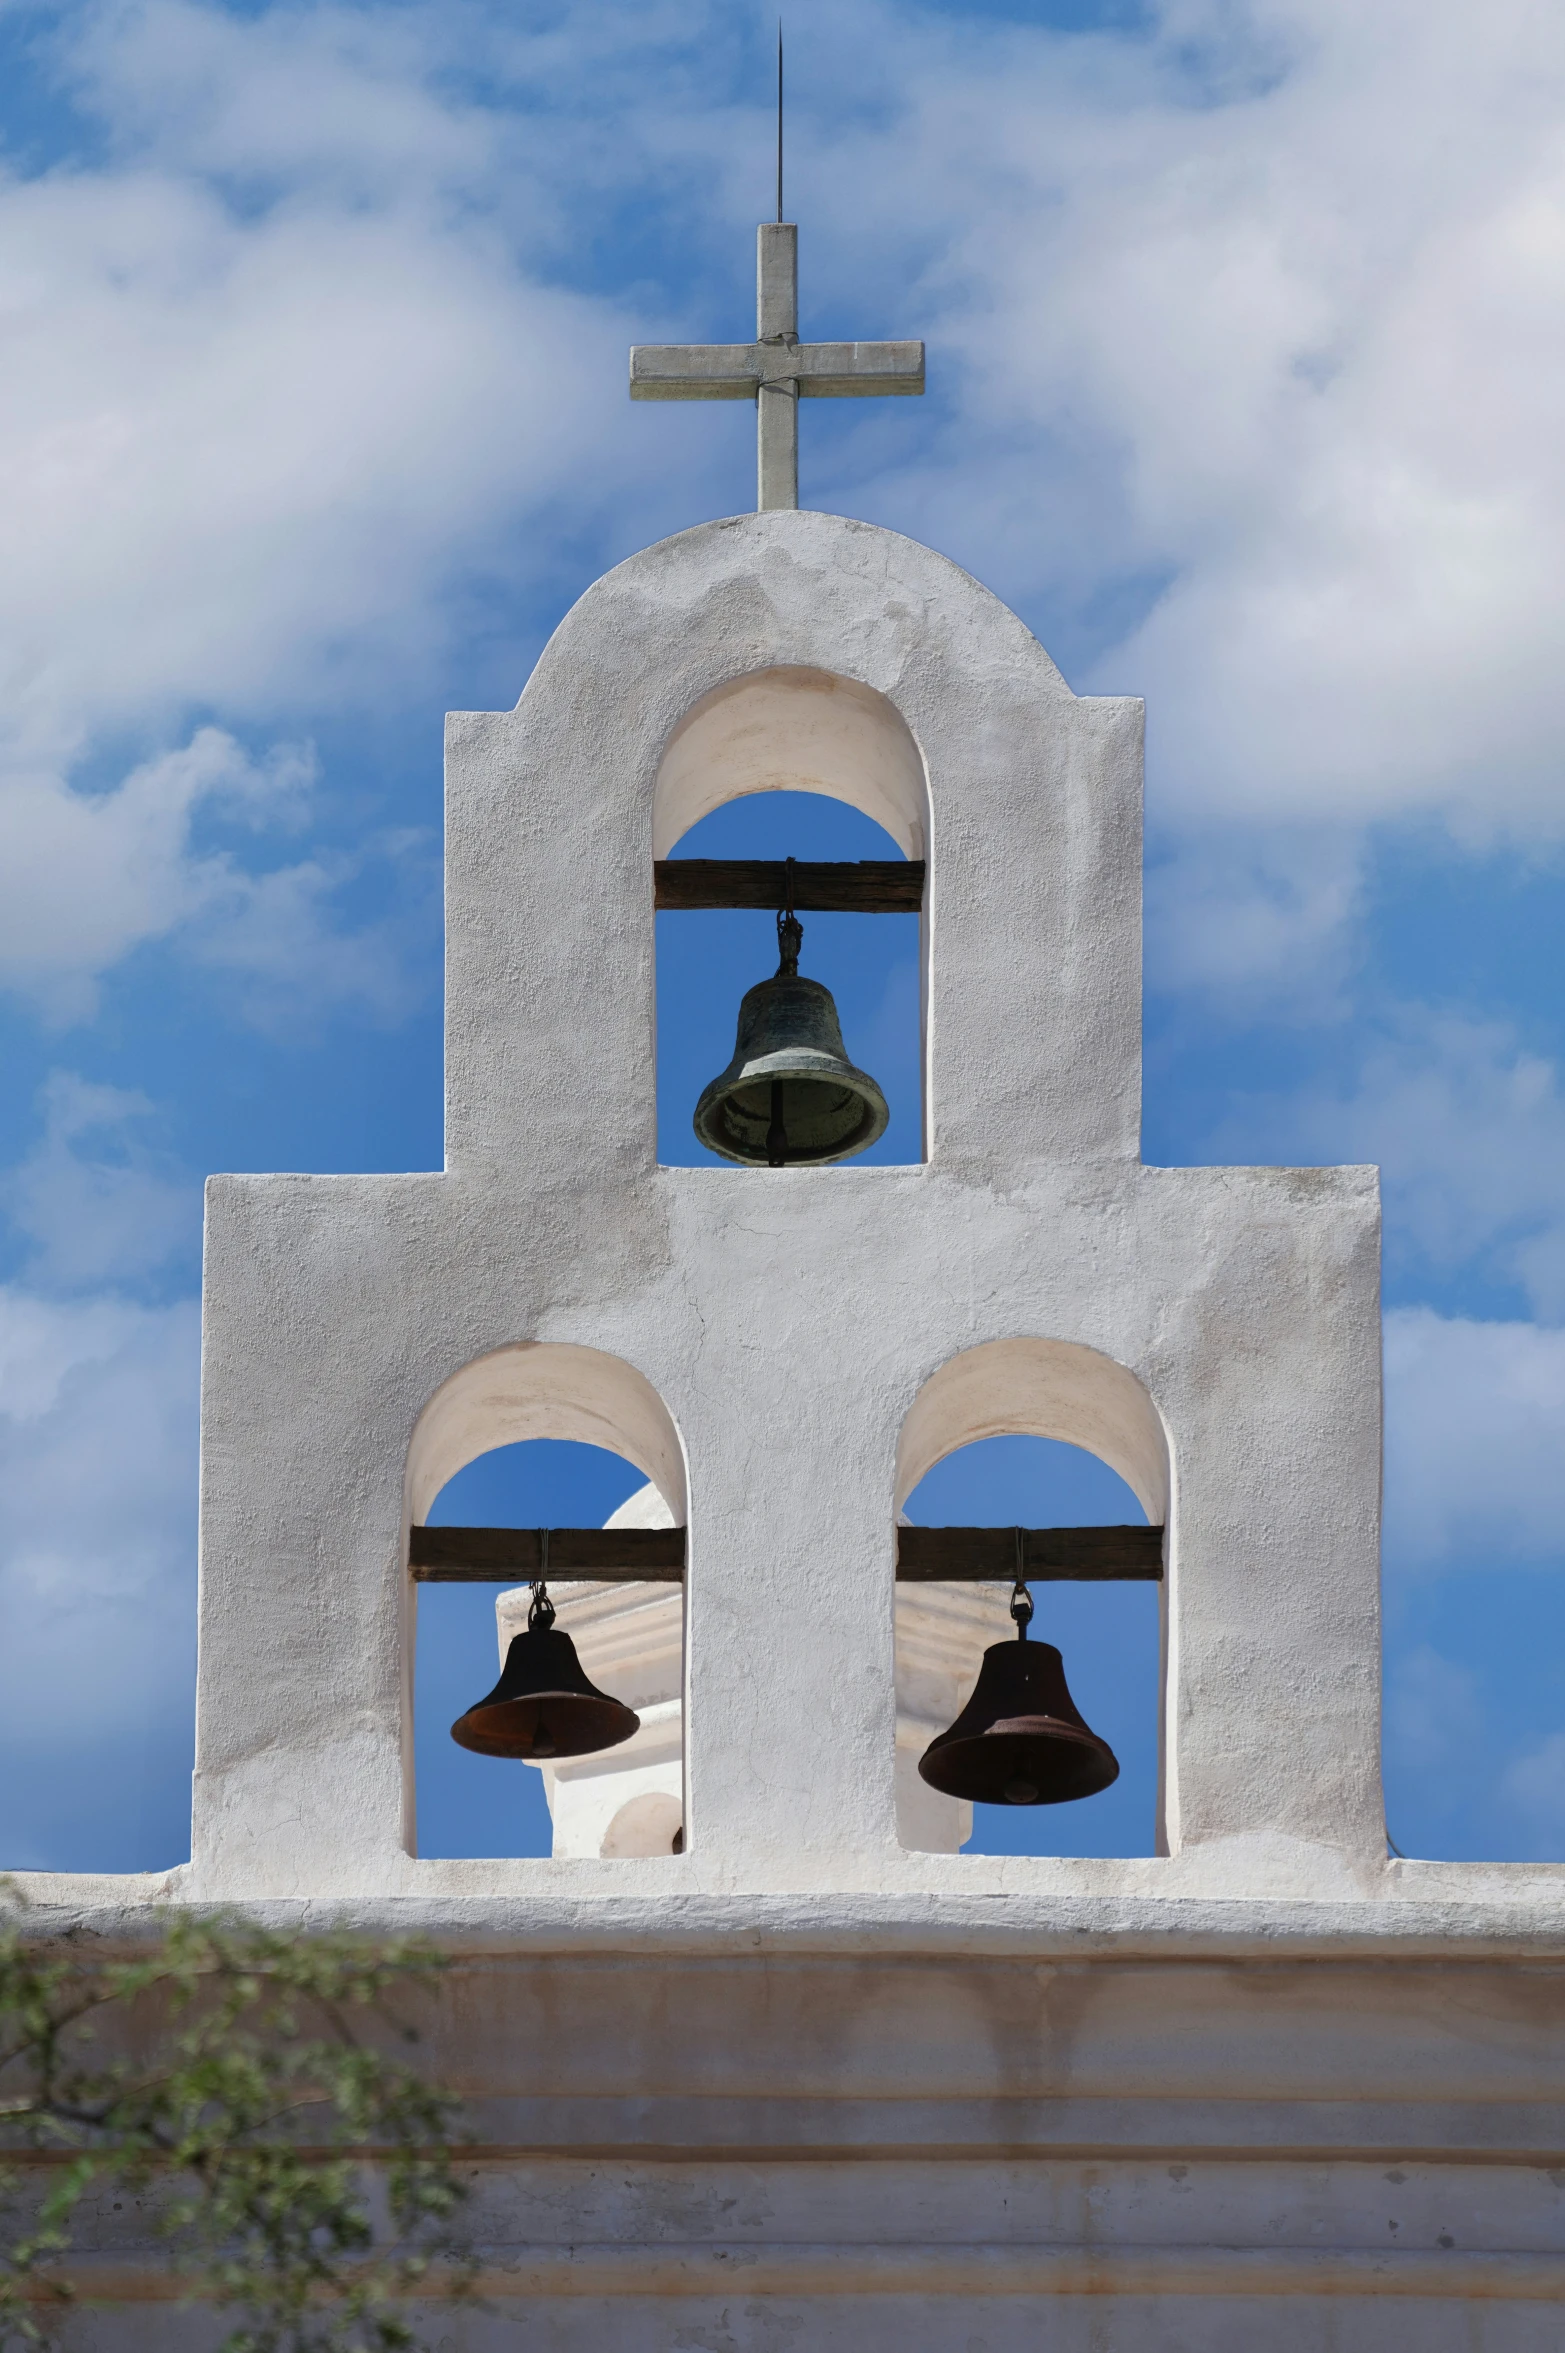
[630,224,924,510]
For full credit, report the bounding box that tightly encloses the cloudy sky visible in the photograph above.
[2,0,1562,1871]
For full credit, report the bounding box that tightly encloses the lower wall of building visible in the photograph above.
[47,2284,1565,2353]
[16,1938,1565,2350]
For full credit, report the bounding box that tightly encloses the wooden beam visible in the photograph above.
[896,1526,1164,1582]
[409,1526,685,1583]
[654,859,924,914]
[409,1524,1162,1584]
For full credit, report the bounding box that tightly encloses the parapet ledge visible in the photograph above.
[5,1868,1563,1962]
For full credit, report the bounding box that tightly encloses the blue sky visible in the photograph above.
[1,0,1562,1873]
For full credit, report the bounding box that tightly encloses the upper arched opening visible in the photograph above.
[896,1336,1170,1523]
[653,666,930,860]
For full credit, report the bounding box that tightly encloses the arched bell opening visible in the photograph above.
[894,1338,1171,1860]
[403,1344,687,1863]
[600,1790,684,1859]
[652,667,929,1168]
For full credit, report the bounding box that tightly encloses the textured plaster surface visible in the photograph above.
[14,510,1563,2342]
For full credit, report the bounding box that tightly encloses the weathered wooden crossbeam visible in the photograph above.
[409,1524,1163,1584]
[896,1526,1164,1581]
[410,1526,684,1581]
[653,859,924,915]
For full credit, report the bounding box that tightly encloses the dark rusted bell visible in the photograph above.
[918,1584,1119,1807]
[450,1586,639,1762]
[693,907,888,1167]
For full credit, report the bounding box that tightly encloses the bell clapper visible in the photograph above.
[1005,1553,1037,1794]
[766,881,805,1164]
[528,1579,557,1751]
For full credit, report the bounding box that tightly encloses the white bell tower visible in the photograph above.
[192,506,1389,1897]
[21,219,1564,2353]
[177,502,1565,2347]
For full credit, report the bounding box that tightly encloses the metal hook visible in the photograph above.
[1010,1527,1033,1640]
[776,861,802,978]
[528,1530,555,1631]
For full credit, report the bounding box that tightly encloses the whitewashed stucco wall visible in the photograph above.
[177,509,1386,1902]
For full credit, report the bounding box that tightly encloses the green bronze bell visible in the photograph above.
[693,908,889,1167]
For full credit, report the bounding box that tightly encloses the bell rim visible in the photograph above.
[917,1713,1121,1806]
[450,1689,640,1761]
[692,1056,890,1166]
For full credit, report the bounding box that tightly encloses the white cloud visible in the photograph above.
[6,0,1565,1010]
[0,1284,199,1752]
[0,1,655,1015]
[1384,1642,1485,1780]
[176,824,434,1033]
[0,1072,202,1842]
[1383,1306,1565,1572]
[1144,825,1364,1015]
[0,720,420,1025]
[1361,1020,1565,1313]
[0,42,630,755]
[864,0,1565,845]
[64,0,504,196]
[3,1069,194,1288]
[717,0,1565,977]
[0,727,324,1018]
[0,1286,149,1424]
[682,0,1565,985]
[1501,1730,1565,1837]
[1215,1010,1565,1313]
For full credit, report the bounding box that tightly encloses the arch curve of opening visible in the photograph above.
[653,666,930,860]
[405,1342,687,1527]
[600,1791,683,1858]
[895,1337,1170,1523]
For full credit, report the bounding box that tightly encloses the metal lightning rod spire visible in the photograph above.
[777,21,784,223]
